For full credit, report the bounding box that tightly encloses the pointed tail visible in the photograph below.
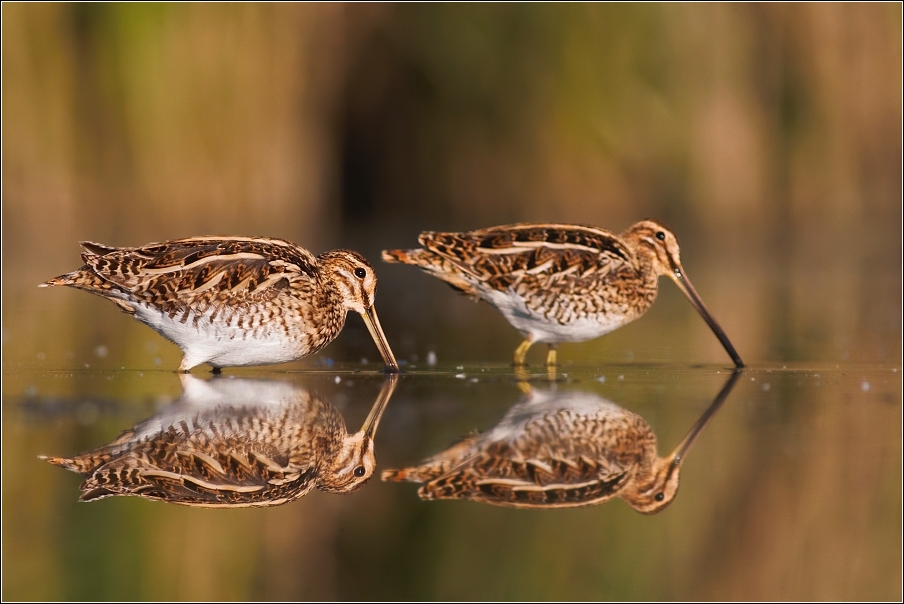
[381,467,415,482]
[39,271,82,288]
[39,453,108,475]
[38,266,116,296]
[381,248,425,265]
[39,454,82,472]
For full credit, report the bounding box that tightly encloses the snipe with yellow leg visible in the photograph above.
[41,374,398,506]
[42,237,399,373]
[383,221,743,368]
[383,371,740,512]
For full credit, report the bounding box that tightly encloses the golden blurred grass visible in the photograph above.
[3,3,900,370]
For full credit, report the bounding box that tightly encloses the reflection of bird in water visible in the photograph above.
[41,237,399,373]
[41,374,398,507]
[383,371,740,513]
[383,221,743,368]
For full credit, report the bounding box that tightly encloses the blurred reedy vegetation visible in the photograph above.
[3,3,901,366]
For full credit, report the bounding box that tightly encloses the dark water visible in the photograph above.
[2,361,900,600]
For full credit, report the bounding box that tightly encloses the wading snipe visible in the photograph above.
[382,371,740,512]
[383,221,743,368]
[42,237,399,373]
[41,374,398,507]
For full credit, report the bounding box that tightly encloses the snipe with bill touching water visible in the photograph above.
[383,371,740,512]
[42,237,399,373]
[41,374,398,507]
[383,221,743,368]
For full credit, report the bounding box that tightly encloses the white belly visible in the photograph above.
[133,303,307,369]
[481,287,631,344]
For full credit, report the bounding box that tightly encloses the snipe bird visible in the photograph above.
[383,371,740,512]
[41,374,398,506]
[42,237,399,372]
[383,221,743,368]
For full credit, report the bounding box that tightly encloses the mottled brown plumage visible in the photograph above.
[382,371,740,512]
[41,374,398,507]
[42,237,399,372]
[383,221,743,368]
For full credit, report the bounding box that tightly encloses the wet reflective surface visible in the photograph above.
[383,371,740,512]
[41,375,398,506]
[3,362,900,600]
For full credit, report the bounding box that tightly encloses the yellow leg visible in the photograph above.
[514,337,534,366]
[545,345,558,368]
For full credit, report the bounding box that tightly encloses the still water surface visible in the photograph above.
[2,361,900,600]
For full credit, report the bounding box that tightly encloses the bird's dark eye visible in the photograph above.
[655,492,665,502]
[656,231,666,241]
[353,466,366,477]
[354,268,367,279]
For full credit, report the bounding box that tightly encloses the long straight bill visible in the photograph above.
[361,373,399,439]
[670,268,744,368]
[360,305,401,373]
[671,369,743,465]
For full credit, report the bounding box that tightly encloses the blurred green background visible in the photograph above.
[3,3,901,369]
[2,3,901,601]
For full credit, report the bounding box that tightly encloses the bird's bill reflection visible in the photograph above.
[384,370,742,513]
[362,373,399,439]
[41,374,400,507]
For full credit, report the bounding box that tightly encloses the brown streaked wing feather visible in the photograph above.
[419,224,636,293]
[80,442,317,506]
[82,237,319,312]
[414,424,635,507]
[420,460,629,508]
